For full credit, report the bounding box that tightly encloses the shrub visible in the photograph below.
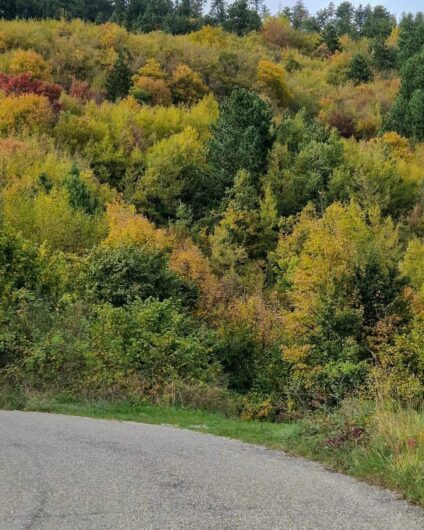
[0,73,62,110]
[0,93,53,134]
[170,64,208,105]
[257,60,291,108]
[131,76,171,106]
[15,298,222,395]
[9,49,51,80]
[69,78,102,103]
[0,228,42,304]
[86,244,198,308]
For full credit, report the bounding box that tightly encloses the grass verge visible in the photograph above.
[1,390,423,508]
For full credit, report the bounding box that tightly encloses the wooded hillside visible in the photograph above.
[0,3,424,423]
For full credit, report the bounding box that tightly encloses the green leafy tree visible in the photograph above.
[210,169,278,272]
[136,127,210,221]
[275,202,406,406]
[210,170,258,273]
[0,228,41,304]
[266,109,343,216]
[328,139,417,218]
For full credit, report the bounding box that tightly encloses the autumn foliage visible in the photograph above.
[0,73,62,110]
[0,12,423,421]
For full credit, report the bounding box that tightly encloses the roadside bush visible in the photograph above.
[12,298,222,396]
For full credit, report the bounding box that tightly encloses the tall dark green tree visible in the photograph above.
[347,54,373,85]
[321,24,341,54]
[316,3,335,31]
[360,5,395,40]
[105,52,133,102]
[385,49,424,140]
[135,0,173,32]
[126,0,147,26]
[398,13,424,66]
[207,88,272,200]
[408,89,424,140]
[170,0,205,34]
[85,0,114,22]
[371,39,397,72]
[209,0,226,24]
[223,0,261,36]
[176,0,204,18]
[335,1,354,36]
[290,0,310,30]
[353,4,369,35]
[2,0,115,21]
[249,0,264,14]
[110,0,127,24]
[65,164,99,215]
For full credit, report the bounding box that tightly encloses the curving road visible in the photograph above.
[1,411,424,530]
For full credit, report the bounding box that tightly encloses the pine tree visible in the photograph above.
[335,1,354,36]
[316,3,335,31]
[385,49,424,140]
[321,24,341,54]
[223,0,261,36]
[209,0,226,24]
[207,88,272,200]
[248,0,264,14]
[398,13,424,66]
[347,54,373,85]
[110,0,127,25]
[408,89,424,140]
[65,164,99,215]
[290,0,309,30]
[371,39,396,72]
[105,52,132,102]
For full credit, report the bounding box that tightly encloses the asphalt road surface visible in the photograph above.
[1,411,424,530]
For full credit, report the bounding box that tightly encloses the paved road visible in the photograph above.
[1,411,424,530]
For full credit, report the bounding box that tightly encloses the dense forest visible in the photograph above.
[0,0,424,434]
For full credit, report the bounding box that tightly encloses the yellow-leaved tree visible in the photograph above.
[9,49,52,80]
[0,94,53,135]
[274,202,405,406]
[104,201,172,251]
[257,60,291,109]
